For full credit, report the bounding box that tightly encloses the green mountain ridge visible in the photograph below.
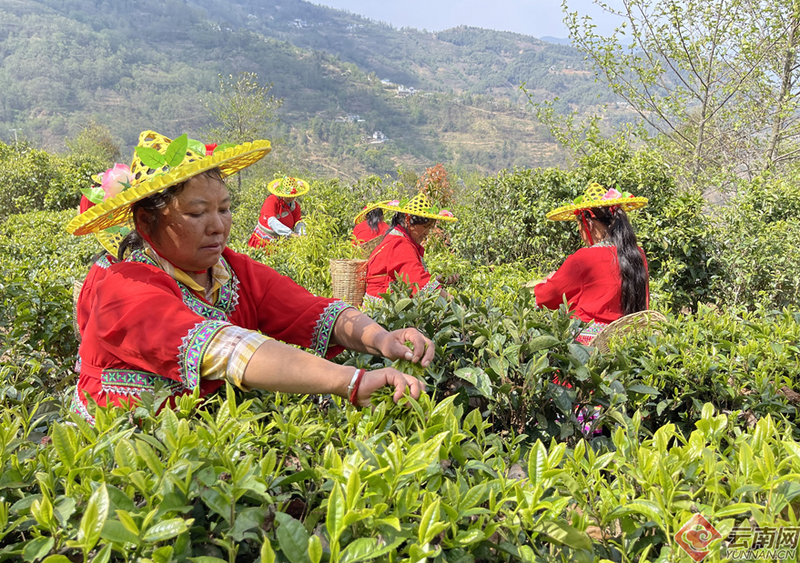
[0,0,629,179]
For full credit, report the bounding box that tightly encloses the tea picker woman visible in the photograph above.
[352,203,389,245]
[247,176,308,248]
[534,183,650,344]
[365,193,459,299]
[66,131,430,425]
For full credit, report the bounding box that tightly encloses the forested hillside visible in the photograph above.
[0,0,628,178]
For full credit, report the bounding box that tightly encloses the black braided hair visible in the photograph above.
[582,206,648,314]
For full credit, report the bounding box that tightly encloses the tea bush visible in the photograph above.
[0,388,797,562]
[449,141,721,312]
[0,142,106,219]
[1,144,800,561]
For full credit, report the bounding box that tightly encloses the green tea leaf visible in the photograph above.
[51,424,75,469]
[260,536,276,563]
[90,544,111,563]
[78,485,109,551]
[22,535,54,562]
[142,518,191,542]
[275,512,312,563]
[326,483,345,547]
[308,535,322,563]
[100,520,139,545]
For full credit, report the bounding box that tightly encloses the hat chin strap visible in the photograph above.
[577,210,594,246]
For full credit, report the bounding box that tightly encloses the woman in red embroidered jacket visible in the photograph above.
[534,183,650,344]
[247,177,308,248]
[66,131,430,425]
[365,193,458,298]
[352,205,389,245]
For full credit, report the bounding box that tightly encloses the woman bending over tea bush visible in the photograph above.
[364,194,459,299]
[66,131,429,425]
[534,183,650,343]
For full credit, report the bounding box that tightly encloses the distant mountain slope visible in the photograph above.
[0,0,625,178]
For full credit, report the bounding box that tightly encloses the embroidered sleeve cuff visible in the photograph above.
[310,300,354,357]
[178,320,229,390]
[420,278,441,294]
[201,325,271,391]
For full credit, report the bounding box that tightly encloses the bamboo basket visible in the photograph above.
[330,259,368,307]
[592,310,666,354]
[356,236,382,258]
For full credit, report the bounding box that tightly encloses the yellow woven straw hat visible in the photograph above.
[546,182,648,221]
[267,176,310,197]
[66,130,271,236]
[377,193,457,222]
[354,201,389,224]
[95,222,132,256]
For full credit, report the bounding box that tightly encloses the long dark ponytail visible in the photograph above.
[584,206,647,314]
[366,208,384,234]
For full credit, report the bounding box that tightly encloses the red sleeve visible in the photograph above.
[292,201,302,223]
[534,252,585,310]
[388,243,431,293]
[224,249,349,358]
[82,262,227,390]
[353,222,371,243]
[259,195,280,223]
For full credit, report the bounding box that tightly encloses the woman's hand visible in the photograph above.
[435,273,460,286]
[374,328,435,367]
[355,367,425,407]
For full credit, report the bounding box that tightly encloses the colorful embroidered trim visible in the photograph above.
[96,254,116,269]
[177,320,229,389]
[101,369,182,396]
[575,322,608,345]
[310,301,353,357]
[252,221,278,241]
[421,278,441,294]
[70,387,96,425]
[129,249,240,320]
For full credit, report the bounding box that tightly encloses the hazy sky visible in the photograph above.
[311,0,623,39]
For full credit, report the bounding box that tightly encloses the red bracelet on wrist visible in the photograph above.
[348,368,366,406]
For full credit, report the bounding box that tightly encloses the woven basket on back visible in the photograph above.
[72,280,84,341]
[330,259,368,307]
[356,236,382,258]
[592,309,666,354]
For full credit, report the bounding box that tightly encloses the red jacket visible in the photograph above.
[72,247,347,423]
[534,244,649,324]
[353,220,389,244]
[365,227,439,297]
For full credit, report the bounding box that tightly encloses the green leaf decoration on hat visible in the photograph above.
[164,134,188,168]
[187,139,206,156]
[81,187,106,205]
[134,146,166,169]
[134,134,189,170]
[214,143,236,153]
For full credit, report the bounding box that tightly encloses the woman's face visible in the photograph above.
[406,217,436,244]
[145,174,232,271]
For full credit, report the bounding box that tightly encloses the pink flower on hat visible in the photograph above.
[98,163,133,201]
[440,209,454,217]
[387,200,400,206]
[601,188,622,200]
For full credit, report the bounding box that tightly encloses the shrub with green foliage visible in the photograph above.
[0,142,107,219]
[450,141,721,312]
